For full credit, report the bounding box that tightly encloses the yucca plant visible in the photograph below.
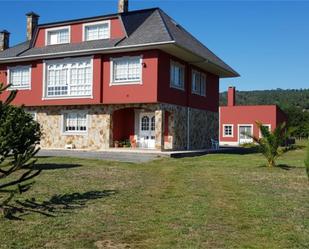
[250,122,290,167]
[305,142,309,180]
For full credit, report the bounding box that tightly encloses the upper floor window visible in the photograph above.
[46,27,70,45]
[192,70,206,96]
[84,21,110,41]
[44,57,92,98]
[170,61,185,90]
[8,66,31,90]
[110,56,142,85]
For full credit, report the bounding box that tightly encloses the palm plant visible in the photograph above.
[250,122,290,167]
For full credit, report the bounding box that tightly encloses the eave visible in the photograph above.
[0,42,239,78]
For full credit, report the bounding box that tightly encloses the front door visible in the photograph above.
[239,125,253,144]
[139,113,155,149]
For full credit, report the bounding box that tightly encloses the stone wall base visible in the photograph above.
[25,103,218,151]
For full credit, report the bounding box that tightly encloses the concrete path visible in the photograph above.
[37,147,252,163]
[37,149,166,163]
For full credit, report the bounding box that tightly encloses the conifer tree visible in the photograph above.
[0,83,41,216]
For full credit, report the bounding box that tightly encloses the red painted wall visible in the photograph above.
[0,55,103,106]
[34,17,125,48]
[219,105,287,143]
[113,108,135,142]
[0,49,221,110]
[102,50,159,104]
[157,51,219,112]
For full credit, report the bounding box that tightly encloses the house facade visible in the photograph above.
[0,0,238,151]
[219,87,287,146]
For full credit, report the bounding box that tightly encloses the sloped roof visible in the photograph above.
[0,8,239,77]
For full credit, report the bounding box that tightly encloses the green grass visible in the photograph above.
[1,145,308,249]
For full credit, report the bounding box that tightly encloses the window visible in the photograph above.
[239,126,253,140]
[45,57,92,98]
[259,124,271,138]
[84,21,110,41]
[46,27,70,45]
[223,125,233,137]
[151,116,155,131]
[27,111,37,121]
[63,112,87,134]
[111,56,142,84]
[141,116,149,131]
[192,70,206,96]
[170,61,185,90]
[8,66,31,89]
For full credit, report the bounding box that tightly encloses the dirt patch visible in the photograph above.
[95,240,131,249]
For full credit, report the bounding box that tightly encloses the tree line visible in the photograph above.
[220,88,309,139]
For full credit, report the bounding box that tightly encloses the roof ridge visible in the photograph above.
[39,7,160,27]
[156,9,174,41]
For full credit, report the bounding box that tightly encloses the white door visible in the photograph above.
[239,125,253,144]
[139,113,155,149]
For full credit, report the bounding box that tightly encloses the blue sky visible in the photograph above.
[1,0,308,92]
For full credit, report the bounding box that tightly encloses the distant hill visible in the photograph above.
[220,89,309,110]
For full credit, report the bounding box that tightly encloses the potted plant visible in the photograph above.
[131,139,137,148]
[114,140,120,148]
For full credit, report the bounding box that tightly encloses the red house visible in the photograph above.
[219,87,287,146]
[0,0,239,151]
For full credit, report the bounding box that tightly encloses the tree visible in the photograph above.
[250,122,290,167]
[305,142,309,180]
[0,83,42,216]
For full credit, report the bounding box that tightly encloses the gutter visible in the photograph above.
[174,43,240,78]
[0,41,176,63]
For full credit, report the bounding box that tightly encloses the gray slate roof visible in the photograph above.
[0,8,238,76]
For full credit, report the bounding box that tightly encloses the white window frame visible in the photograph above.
[259,124,271,138]
[192,69,206,96]
[61,110,89,135]
[83,20,111,41]
[45,26,71,46]
[238,124,254,143]
[170,60,185,90]
[223,124,234,137]
[7,65,31,90]
[42,57,93,100]
[110,56,143,85]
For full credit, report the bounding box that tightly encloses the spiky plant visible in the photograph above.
[251,122,290,167]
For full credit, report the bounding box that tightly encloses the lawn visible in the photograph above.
[1,145,308,249]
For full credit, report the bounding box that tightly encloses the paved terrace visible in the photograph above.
[37,147,252,163]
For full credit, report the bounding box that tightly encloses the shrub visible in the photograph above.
[305,142,309,180]
[250,122,292,167]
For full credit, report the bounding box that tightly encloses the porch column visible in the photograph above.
[155,110,165,150]
[101,113,113,149]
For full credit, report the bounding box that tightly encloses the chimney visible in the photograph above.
[227,86,236,106]
[118,0,129,13]
[0,30,10,51]
[26,11,39,41]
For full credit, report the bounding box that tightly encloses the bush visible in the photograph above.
[305,142,309,180]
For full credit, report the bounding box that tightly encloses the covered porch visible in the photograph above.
[112,107,173,150]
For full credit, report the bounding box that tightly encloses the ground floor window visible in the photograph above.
[63,112,88,134]
[259,124,271,138]
[223,124,233,137]
[26,111,37,121]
